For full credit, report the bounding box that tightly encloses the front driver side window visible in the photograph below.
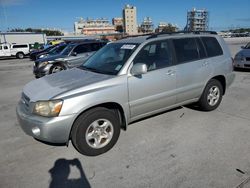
[133,41,172,71]
[73,44,90,54]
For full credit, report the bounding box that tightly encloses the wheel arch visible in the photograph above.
[16,51,24,57]
[49,62,66,73]
[210,75,226,95]
[68,102,127,143]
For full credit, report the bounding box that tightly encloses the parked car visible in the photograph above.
[48,40,64,45]
[33,40,107,78]
[0,43,29,59]
[17,31,235,156]
[32,43,67,61]
[234,42,250,69]
[29,45,55,61]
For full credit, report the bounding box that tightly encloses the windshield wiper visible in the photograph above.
[80,66,116,75]
[80,66,105,74]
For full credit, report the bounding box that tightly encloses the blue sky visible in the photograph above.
[0,0,250,32]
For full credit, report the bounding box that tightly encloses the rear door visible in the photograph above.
[128,40,177,120]
[173,37,211,103]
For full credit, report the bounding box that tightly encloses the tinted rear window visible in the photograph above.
[173,38,199,63]
[73,44,90,53]
[196,38,206,59]
[90,43,101,51]
[201,37,223,57]
[13,45,28,48]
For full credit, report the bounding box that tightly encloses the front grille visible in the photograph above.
[246,57,250,61]
[244,64,250,68]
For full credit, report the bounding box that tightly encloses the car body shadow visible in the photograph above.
[49,158,91,188]
[130,106,183,125]
[234,67,250,72]
[0,57,29,61]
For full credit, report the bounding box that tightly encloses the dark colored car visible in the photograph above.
[33,40,107,78]
[34,43,67,61]
[30,45,56,61]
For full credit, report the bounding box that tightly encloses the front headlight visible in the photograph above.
[39,61,54,68]
[39,61,49,68]
[39,54,45,59]
[235,54,245,61]
[33,100,63,117]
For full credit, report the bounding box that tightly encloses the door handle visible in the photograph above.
[166,70,175,76]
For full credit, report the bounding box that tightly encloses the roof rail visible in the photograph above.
[122,33,153,39]
[146,31,217,40]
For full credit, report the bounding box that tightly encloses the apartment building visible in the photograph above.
[123,4,138,35]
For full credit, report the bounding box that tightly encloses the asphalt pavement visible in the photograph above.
[0,42,250,188]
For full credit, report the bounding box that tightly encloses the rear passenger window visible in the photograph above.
[196,38,206,59]
[13,45,28,48]
[173,38,199,63]
[201,37,223,57]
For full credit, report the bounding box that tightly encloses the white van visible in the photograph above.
[0,43,30,59]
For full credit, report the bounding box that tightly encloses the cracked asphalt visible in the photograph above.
[0,42,250,188]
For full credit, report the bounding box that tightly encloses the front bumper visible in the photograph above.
[234,59,250,69]
[16,101,76,143]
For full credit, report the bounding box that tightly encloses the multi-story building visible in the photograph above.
[112,17,124,32]
[123,4,138,35]
[155,22,168,33]
[185,8,209,31]
[74,18,116,35]
[140,17,154,33]
[155,22,178,33]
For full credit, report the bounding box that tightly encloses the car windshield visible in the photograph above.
[60,44,75,56]
[80,43,138,75]
[244,43,250,49]
[48,45,66,55]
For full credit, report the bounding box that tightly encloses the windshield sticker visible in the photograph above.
[115,65,122,71]
[121,44,136,50]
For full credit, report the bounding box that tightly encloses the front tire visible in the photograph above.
[198,79,223,111]
[71,107,121,156]
[50,64,65,74]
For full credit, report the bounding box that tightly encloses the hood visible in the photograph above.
[36,54,67,63]
[236,49,250,57]
[23,68,114,102]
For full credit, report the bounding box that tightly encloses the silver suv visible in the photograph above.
[17,32,235,156]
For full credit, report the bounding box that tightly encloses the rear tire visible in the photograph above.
[16,52,24,59]
[198,79,223,111]
[71,107,120,156]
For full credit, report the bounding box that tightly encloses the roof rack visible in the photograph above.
[146,31,217,40]
[122,33,153,39]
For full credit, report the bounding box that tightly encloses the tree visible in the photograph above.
[8,28,63,36]
[161,24,178,33]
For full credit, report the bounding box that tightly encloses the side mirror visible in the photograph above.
[131,63,147,76]
[72,52,77,56]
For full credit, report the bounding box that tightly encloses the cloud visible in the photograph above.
[0,0,26,6]
[236,18,250,22]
